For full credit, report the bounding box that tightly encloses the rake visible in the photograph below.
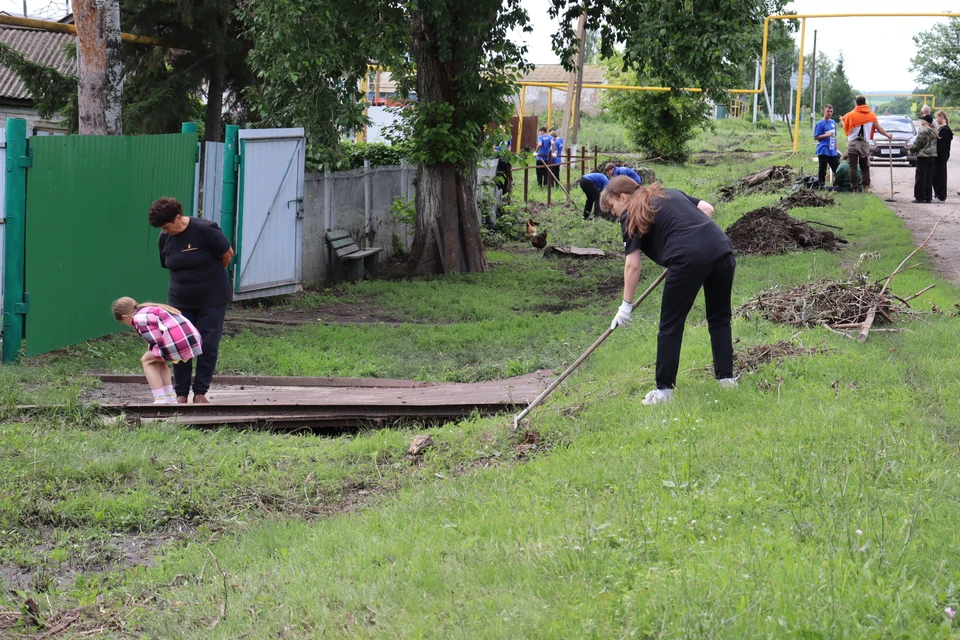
[512,270,668,429]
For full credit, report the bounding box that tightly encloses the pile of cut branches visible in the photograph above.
[738,279,906,327]
[777,190,836,209]
[726,207,845,255]
[718,165,797,202]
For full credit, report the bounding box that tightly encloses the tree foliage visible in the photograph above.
[911,19,960,106]
[0,42,77,126]
[603,55,709,163]
[824,52,856,117]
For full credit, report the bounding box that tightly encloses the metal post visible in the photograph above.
[548,87,553,130]
[517,85,527,151]
[792,18,807,154]
[220,124,240,283]
[593,147,598,172]
[753,58,760,124]
[809,29,818,128]
[3,118,27,364]
[363,158,372,248]
[523,162,529,203]
[771,56,777,123]
[547,169,552,205]
[565,147,571,192]
[181,122,200,217]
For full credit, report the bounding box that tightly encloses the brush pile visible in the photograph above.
[777,190,836,209]
[726,207,845,255]
[737,279,911,328]
[734,340,828,372]
[718,166,797,201]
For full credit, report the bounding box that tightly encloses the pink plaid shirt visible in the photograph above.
[132,306,203,362]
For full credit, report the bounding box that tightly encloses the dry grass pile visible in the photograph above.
[734,340,829,372]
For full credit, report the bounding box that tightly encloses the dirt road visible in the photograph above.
[864,136,960,284]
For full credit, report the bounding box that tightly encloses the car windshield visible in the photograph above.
[879,120,914,133]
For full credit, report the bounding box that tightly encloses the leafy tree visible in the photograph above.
[824,52,856,116]
[911,19,960,106]
[602,55,709,162]
[246,0,527,275]
[122,0,254,141]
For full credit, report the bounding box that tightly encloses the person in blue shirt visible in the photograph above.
[535,127,554,187]
[814,104,841,188]
[550,128,564,183]
[603,163,643,185]
[579,172,610,220]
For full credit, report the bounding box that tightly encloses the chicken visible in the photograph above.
[531,230,548,249]
[525,218,538,239]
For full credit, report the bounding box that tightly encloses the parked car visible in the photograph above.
[867,116,917,166]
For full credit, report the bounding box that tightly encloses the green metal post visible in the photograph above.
[181,122,199,217]
[3,118,28,363]
[220,124,240,283]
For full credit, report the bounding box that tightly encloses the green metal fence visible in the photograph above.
[8,129,197,360]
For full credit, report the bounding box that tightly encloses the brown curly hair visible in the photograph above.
[148,197,183,227]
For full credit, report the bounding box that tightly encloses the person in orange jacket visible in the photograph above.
[841,96,891,193]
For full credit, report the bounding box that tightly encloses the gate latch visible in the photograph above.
[14,292,29,315]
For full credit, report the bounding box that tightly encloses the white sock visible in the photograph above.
[162,385,176,401]
[152,388,167,403]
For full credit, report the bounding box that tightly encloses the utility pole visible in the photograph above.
[73,0,123,135]
[22,0,27,17]
[809,29,817,131]
[752,58,760,124]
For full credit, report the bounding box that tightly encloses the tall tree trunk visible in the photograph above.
[73,0,123,135]
[407,10,487,275]
[205,54,225,142]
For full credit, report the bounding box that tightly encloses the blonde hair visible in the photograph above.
[935,110,949,125]
[600,176,669,239]
[112,297,181,321]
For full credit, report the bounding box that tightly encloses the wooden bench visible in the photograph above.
[325,230,382,283]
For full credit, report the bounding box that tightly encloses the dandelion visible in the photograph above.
[946,607,956,620]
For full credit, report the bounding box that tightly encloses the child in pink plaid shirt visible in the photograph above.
[113,297,203,404]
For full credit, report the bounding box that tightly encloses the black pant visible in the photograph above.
[496,159,512,193]
[550,163,561,184]
[914,157,936,202]
[536,158,550,186]
[818,154,840,187]
[656,253,736,389]
[933,155,949,201]
[173,303,228,397]
[579,177,602,219]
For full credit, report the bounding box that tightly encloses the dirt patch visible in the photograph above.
[777,190,837,209]
[734,340,830,372]
[692,150,774,167]
[726,207,846,255]
[738,279,913,327]
[225,301,410,332]
[718,165,798,201]
[0,521,196,594]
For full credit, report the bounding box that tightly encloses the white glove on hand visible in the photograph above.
[610,300,633,330]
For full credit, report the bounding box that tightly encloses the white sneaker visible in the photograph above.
[153,398,177,405]
[718,378,739,389]
[641,389,674,405]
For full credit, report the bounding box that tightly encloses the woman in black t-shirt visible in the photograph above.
[149,197,235,404]
[600,177,737,405]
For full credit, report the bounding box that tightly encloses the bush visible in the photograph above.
[307,140,412,172]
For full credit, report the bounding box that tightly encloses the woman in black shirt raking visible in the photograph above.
[149,197,235,404]
[601,176,737,405]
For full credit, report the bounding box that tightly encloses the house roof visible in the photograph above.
[520,64,605,85]
[0,23,76,102]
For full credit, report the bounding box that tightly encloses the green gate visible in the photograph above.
[11,130,197,359]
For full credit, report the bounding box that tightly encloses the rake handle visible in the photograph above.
[512,270,668,428]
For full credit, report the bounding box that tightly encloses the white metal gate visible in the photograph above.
[233,128,305,301]
[202,141,225,224]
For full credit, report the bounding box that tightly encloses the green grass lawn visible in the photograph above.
[3,123,960,638]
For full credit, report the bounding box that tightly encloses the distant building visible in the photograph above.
[0,13,74,135]
[514,65,606,117]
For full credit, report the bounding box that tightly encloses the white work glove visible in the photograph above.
[610,300,633,330]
